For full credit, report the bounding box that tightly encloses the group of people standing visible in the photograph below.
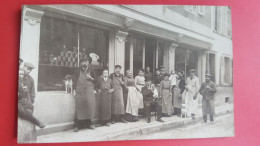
[17,57,218,138]
[72,58,218,132]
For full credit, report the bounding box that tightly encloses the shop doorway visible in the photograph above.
[175,48,199,79]
[145,38,157,73]
[125,36,159,77]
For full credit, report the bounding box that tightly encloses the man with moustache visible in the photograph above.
[72,58,96,132]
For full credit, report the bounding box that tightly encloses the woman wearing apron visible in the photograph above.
[124,70,139,122]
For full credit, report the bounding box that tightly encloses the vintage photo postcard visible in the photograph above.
[18,5,234,143]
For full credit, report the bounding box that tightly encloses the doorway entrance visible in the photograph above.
[125,36,160,77]
[175,48,199,78]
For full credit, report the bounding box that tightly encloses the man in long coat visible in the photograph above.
[110,65,128,124]
[72,59,96,132]
[184,69,200,119]
[95,69,114,126]
[199,74,217,123]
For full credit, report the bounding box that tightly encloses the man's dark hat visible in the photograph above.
[115,65,122,69]
[159,66,165,71]
[164,73,170,77]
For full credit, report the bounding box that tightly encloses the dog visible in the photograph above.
[181,104,187,118]
[65,74,73,94]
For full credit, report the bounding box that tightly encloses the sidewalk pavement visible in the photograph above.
[37,103,234,143]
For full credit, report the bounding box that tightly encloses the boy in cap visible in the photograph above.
[199,74,217,123]
[18,70,45,128]
[142,78,164,123]
[22,62,36,104]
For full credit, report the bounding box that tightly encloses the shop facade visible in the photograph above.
[19,5,233,135]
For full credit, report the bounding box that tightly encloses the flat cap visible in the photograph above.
[205,73,212,77]
[115,65,122,69]
[24,62,35,69]
[189,69,196,73]
[159,66,165,71]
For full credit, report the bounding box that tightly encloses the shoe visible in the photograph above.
[157,118,165,122]
[120,119,128,123]
[105,122,111,127]
[147,119,151,123]
[89,125,95,130]
[111,120,116,124]
[165,114,171,117]
[73,127,79,132]
[38,123,46,129]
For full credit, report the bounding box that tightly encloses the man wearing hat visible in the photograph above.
[22,62,36,104]
[142,78,164,123]
[184,69,200,119]
[199,73,217,123]
[110,65,128,124]
[72,58,96,132]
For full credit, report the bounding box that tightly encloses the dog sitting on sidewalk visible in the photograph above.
[65,74,73,94]
[181,104,187,118]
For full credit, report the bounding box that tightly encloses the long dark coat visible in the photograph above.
[73,67,96,120]
[199,80,217,115]
[110,73,125,115]
[95,77,113,121]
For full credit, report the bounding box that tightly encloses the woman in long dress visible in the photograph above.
[124,70,139,122]
[135,69,146,109]
[160,73,172,117]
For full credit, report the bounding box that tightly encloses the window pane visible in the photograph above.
[38,16,109,91]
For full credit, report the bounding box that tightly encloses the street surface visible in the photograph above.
[130,113,234,140]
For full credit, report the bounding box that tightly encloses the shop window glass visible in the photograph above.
[38,16,108,91]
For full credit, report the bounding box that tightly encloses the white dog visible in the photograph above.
[65,74,73,94]
[181,104,188,118]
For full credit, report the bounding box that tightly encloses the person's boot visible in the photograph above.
[119,115,128,123]
[157,118,165,122]
[191,114,195,120]
[203,115,207,123]
[132,116,138,122]
[120,118,128,123]
[38,123,46,129]
[33,117,46,129]
[210,115,214,123]
[89,124,95,130]
[147,118,151,123]
[73,127,79,132]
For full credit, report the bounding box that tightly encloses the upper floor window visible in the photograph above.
[214,6,232,38]
[185,6,205,16]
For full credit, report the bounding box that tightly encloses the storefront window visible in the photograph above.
[38,16,109,91]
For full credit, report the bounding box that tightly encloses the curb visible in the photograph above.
[103,109,234,141]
